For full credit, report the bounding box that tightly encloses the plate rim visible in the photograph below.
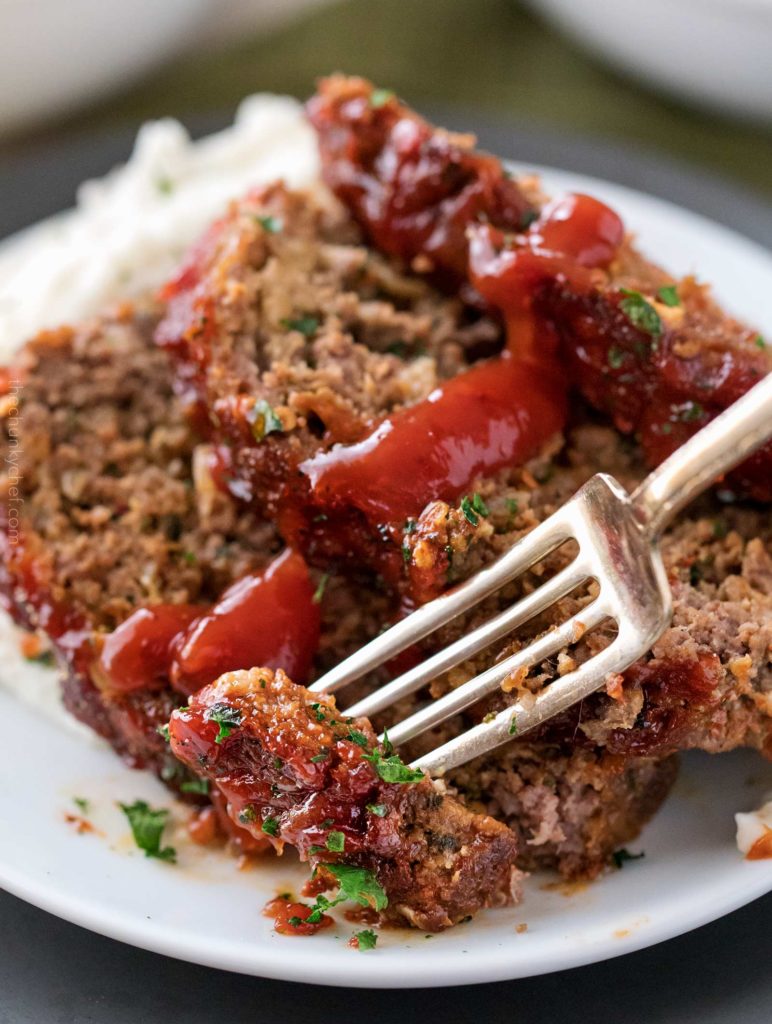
[1,159,771,987]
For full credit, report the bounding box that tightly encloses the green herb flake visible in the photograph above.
[288,916,304,927]
[309,701,327,723]
[204,702,243,744]
[607,346,626,369]
[619,289,662,338]
[353,928,378,951]
[679,401,704,422]
[519,208,539,231]
[24,647,55,666]
[310,752,329,764]
[404,518,417,534]
[312,572,330,605]
[156,176,174,196]
[281,315,320,338]
[248,398,284,442]
[657,284,680,307]
[508,715,519,736]
[363,748,424,784]
[309,845,326,855]
[612,848,645,869]
[157,724,171,743]
[323,863,388,913]
[239,806,257,824]
[402,542,411,564]
[459,492,488,526]
[180,776,209,795]
[366,803,388,817]
[370,88,395,109]
[256,214,283,234]
[754,334,766,349]
[347,729,369,748]
[712,518,728,539]
[273,756,283,770]
[326,830,345,852]
[73,797,90,814]
[505,498,519,516]
[261,816,280,837]
[119,800,176,862]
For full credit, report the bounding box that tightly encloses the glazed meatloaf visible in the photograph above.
[0,305,309,786]
[169,666,522,931]
[156,181,564,586]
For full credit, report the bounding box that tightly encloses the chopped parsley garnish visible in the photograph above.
[248,398,284,442]
[73,797,90,814]
[310,752,329,764]
[460,492,490,526]
[612,848,645,869]
[309,701,327,722]
[24,647,55,666]
[754,334,766,349]
[273,756,283,770]
[508,715,519,736]
[505,498,519,516]
[366,803,388,817]
[352,928,378,951]
[256,214,283,234]
[404,518,417,534]
[156,176,174,195]
[519,208,539,231]
[347,729,369,748]
[312,572,330,605]
[307,863,388,923]
[261,816,280,837]
[239,805,257,824]
[656,284,680,307]
[119,800,176,862]
[182,550,197,565]
[281,315,320,338]
[157,724,171,743]
[180,776,209,795]
[326,831,345,852]
[607,346,626,369]
[363,748,424,784]
[204,702,243,744]
[402,542,411,563]
[619,289,662,338]
[370,88,395,108]
[679,401,704,422]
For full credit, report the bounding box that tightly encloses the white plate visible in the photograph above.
[1,164,771,987]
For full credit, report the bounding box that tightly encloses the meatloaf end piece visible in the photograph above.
[0,305,279,785]
[307,75,771,502]
[169,667,522,930]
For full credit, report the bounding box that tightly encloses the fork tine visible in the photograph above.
[383,598,610,747]
[411,640,626,776]
[310,508,574,695]
[342,558,589,720]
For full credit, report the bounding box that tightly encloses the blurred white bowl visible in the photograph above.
[526,0,772,123]
[0,0,209,136]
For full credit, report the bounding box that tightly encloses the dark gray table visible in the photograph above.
[1,112,770,1022]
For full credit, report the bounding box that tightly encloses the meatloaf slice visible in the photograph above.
[0,305,282,784]
[396,423,772,768]
[155,183,567,587]
[307,75,771,502]
[168,666,522,931]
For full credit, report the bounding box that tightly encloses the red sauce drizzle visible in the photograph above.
[97,550,320,696]
[300,354,566,528]
[469,194,625,358]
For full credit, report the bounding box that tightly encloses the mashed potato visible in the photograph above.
[0,94,319,358]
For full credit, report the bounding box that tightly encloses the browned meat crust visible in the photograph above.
[0,306,278,782]
[398,423,772,764]
[169,666,522,931]
[306,75,771,502]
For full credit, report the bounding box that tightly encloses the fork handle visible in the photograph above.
[631,371,772,540]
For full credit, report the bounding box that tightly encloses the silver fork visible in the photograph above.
[310,374,772,776]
